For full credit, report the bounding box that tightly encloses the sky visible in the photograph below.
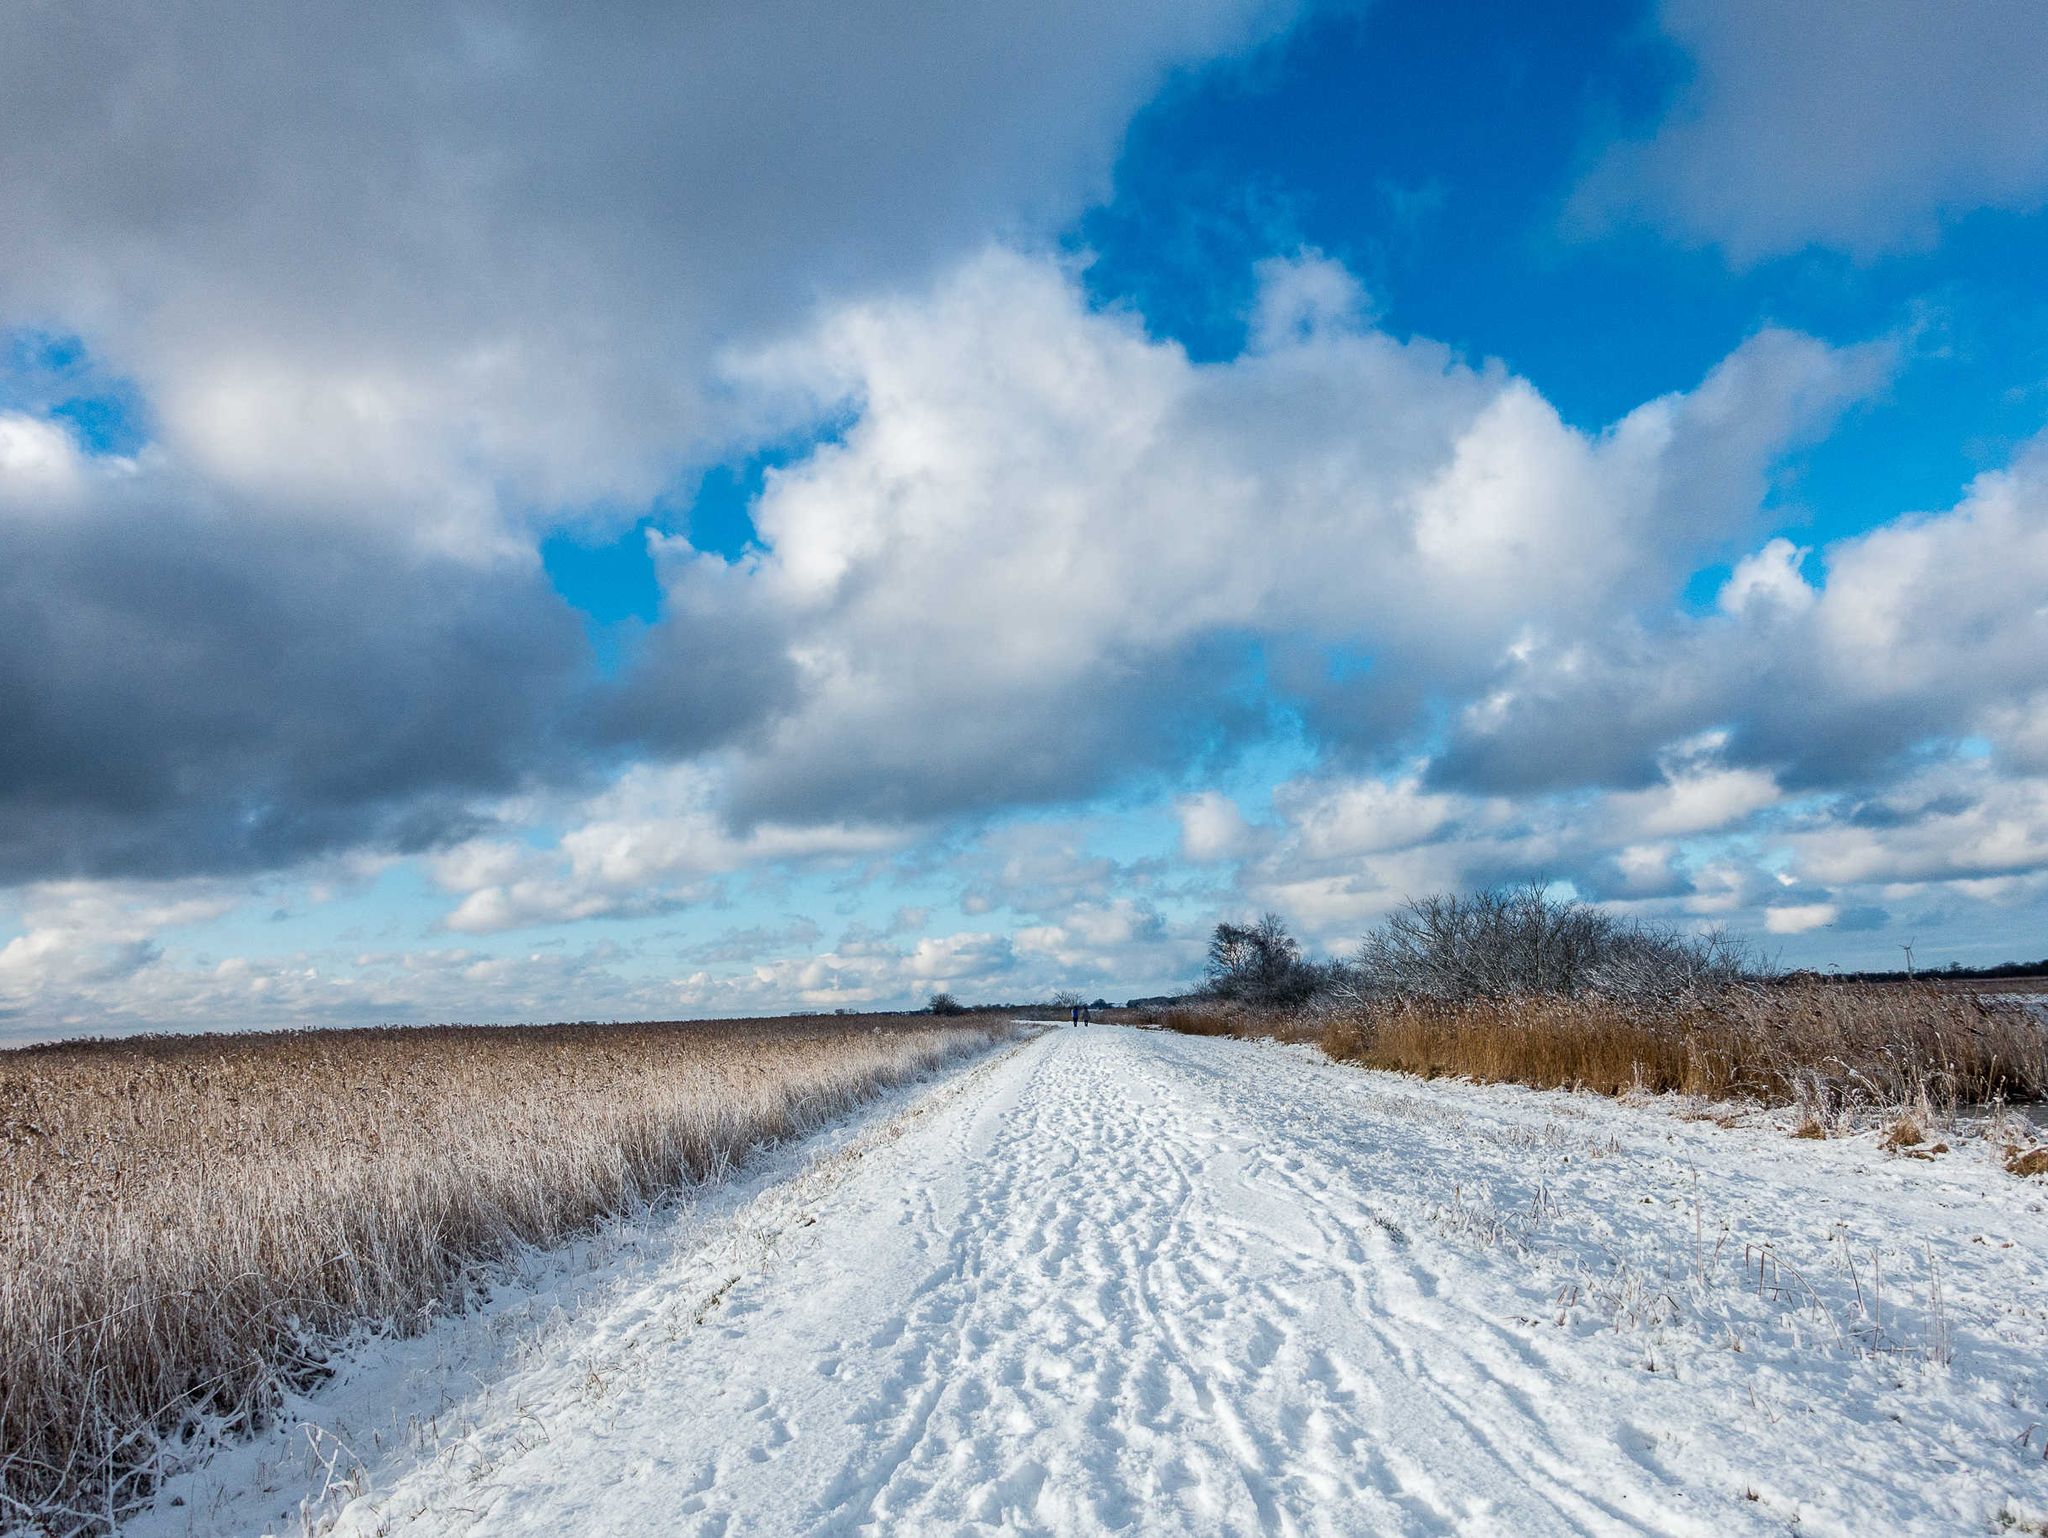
[4,0,2048,1040]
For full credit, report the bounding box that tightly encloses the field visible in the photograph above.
[0,1015,1012,1534]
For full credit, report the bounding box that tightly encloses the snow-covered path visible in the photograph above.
[153,1027,2048,1537]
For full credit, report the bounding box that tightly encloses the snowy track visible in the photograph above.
[150,1028,2048,1537]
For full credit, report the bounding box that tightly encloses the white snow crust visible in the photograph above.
[136,1027,2048,1536]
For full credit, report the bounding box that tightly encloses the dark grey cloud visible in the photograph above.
[0,482,588,881]
[1844,792,1977,831]
[1833,905,1891,934]
[1427,635,1964,800]
[585,559,804,761]
[726,630,1278,829]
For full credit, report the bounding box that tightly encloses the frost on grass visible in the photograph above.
[0,1015,1011,1534]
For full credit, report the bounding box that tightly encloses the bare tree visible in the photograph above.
[1204,912,1329,1006]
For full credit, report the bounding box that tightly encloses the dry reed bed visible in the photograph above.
[1162,983,2048,1120]
[0,1014,1010,1533]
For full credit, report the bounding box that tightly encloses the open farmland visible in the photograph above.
[0,1015,1014,1532]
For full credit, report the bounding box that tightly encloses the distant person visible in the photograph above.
[1082,1002,1092,1025]
[1070,1002,1080,1027]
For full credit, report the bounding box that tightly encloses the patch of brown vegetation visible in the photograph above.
[2007,1145,2048,1178]
[1316,985,2046,1109]
[1153,1002,1238,1037]
[1881,1116,1925,1151]
[1153,982,2048,1129]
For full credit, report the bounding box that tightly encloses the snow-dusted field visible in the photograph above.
[138,1026,2048,1537]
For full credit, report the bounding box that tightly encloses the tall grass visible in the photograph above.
[1161,984,2048,1121]
[1325,984,2048,1114]
[1154,1001,1320,1044]
[0,1015,1010,1533]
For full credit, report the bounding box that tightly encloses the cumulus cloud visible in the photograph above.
[1576,0,2048,259]
[0,0,1292,546]
[1599,737,1781,838]
[432,764,910,933]
[660,926,1028,1014]
[1176,791,1256,863]
[1784,765,2048,889]
[0,411,92,500]
[642,250,1881,827]
[1764,902,1836,936]
[0,882,231,1005]
[1717,537,1814,617]
[1436,439,2048,795]
[1210,730,1803,945]
[0,443,590,883]
[1201,736,2048,967]
[0,2,1300,900]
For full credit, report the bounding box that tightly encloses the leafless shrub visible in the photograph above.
[0,1014,1011,1533]
[1351,884,1754,1004]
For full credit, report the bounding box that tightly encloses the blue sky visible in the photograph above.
[3,0,2048,1039]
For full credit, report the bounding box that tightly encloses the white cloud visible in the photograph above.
[1603,763,1781,840]
[1764,902,1837,936]
[0,412,88,503]
[1274,772,1471,863]
[1175,791,1254,863]
[1785,767,2048,889]
[1576,0,2048,259]
[905,931,1014,983]
[1717,537,1813,617]
[675,250,1878,825]
[1438,437,2048,794]
[0,882,236,1014]
[0,0,1292,549]
[1248,250,1373,348]
[1982,692,2048,775]
[654,924,1039,1014]
[1229,740,1787,944]
[433,764,911,933]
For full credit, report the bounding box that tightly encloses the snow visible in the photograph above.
[137,1026,2048,1537]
